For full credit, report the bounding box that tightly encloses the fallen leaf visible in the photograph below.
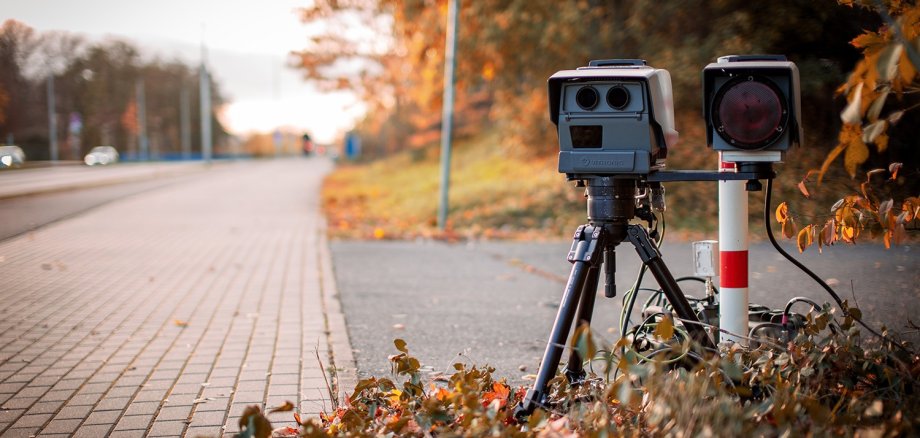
[173,320,189,328]
[270,426,299,437]
[269,400,295,413]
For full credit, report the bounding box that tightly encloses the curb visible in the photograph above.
[318,217,358,405]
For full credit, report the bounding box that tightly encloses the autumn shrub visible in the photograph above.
[238,304,919,437]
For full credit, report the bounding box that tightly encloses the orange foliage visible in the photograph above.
[781,2,919,252]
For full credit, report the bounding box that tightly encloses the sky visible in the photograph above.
[1,0,365,143]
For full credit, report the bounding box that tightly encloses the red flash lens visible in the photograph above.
[713,77,787,149]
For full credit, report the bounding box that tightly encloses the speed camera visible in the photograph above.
[548,59,678,178]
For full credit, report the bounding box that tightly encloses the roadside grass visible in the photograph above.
[322,133,586,241]
[321,122,880,246]
[320,127,743,242]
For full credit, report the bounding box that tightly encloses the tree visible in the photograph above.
[0,20,230,160]
[778,1,919,252]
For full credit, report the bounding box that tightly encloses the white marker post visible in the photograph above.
[718,157,749,345]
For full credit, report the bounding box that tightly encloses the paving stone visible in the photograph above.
[108,430,148,438]
[188,409,227,426]
[25,399,64,415]
[147,419,187,436]
[39,389,75,402]
[231,391,265,404]
[113,414,154,431]
[185,425,223,438]
[41,418,83,434]
[2,396,37,410]
[104,386,137,398]
[94,396,131,411]
[83,409,122,425]
[66,392,102,406]
[52,404,94,421]
[10,413,52,428]
[0,408,24,423]
[133,388,168,402]
[16,385,50,399]
[2,428,39,438]
[123,401,160,417]
[156,405,192,421]
[71,424,114,437]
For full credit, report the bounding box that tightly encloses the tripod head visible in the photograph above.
[583,177,663,244]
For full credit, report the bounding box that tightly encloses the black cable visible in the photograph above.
[621,265,648,338]
[783,296,823,316]
[764,178,911,354]
[749,322,784,338]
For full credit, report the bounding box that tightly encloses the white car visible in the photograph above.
[0,145,25,168]
[84,146,119,166]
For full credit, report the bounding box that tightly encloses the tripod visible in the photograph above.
[515,176,716,418]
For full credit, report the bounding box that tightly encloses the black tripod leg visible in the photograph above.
[626,225,715,350]
[516,226,602,419]
[563,265,600,383]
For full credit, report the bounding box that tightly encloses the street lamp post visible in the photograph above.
[47,75,58,161]
[437,0,460,230]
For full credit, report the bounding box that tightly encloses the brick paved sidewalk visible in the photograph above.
[0,158,355,437]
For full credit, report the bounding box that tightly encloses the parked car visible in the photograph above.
[0,145,25,168]
[84,146,119,166]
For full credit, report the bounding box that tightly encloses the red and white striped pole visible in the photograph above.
[719,157,749,345]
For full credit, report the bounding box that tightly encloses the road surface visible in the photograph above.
[331,238,920,385]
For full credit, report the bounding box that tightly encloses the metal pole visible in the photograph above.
[136,79,148,161]
[47,75,58,161]
[718,157,749,345]
[436,0,459,230]
[199,60,212,163]
[180,84,192,159]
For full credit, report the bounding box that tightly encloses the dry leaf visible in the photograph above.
[797,225,813,253]
[775,202,789,223]
[889,162,902,179]
[653,315,674,340]
[269,400,295,413]
[797,180,811,198]
[782,217,797,239]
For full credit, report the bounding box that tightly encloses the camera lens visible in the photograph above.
[606,85,630,109]
[575,86,600,110]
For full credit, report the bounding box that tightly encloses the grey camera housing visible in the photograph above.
[702,55,802,163]
[549,60,678,177]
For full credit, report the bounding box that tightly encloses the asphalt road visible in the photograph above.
[331,239,920,385]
